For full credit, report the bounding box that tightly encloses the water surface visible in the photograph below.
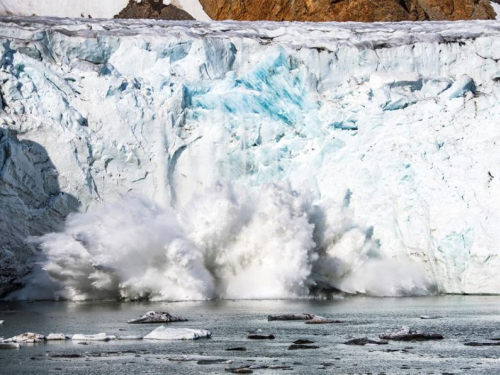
[1,296,500,374]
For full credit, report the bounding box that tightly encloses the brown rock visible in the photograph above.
[198,0,495,22]
[115,0,194,20]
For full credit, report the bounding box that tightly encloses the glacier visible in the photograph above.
[0,17,500,299]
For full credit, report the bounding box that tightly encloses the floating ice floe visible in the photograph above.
[72,333,116,341]
[144,326,211,340]
[46,333,70,340]
[380,327,444,341]
[0,320,3,324]
[10,333,45,343]
[0,342,20,349]
[420,316,442,320]
[128,311,188,324]
[117,335,143,340]
[268,313,315,321]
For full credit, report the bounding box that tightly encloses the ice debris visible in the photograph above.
[0,342,20,349]
[127,311,188,324]
[9,333,45,343]
[72,333,116,341]
[144,326,211,340]
[46,333,70,340]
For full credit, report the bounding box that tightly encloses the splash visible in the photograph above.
[15,182,432,301]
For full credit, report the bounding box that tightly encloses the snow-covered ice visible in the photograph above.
[144,326,211,340]
[46,333,69,340]
[72,333,116,341]
[9,332,45,343]
[0,17,500,300]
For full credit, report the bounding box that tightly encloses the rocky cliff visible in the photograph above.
[199,0,496,21]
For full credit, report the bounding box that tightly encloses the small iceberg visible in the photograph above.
[380,327,443,341]
[420,315,442,320]
[128,311,188,324]
[144,326,211,340]
[0,320,4,325]
[72,333,116,341]
[10,333,45,343]
[46,333,70,340]
[0,342,20,349]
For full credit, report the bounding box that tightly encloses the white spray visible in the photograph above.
[15,182,432,301]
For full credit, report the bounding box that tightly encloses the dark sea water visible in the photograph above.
[1,296,500,374]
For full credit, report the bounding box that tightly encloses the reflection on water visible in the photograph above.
[1,296,500,374]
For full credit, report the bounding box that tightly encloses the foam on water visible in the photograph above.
[14,182,431,301]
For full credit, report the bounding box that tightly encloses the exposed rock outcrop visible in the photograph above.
[198,0,496,21]
[115,0,194,20]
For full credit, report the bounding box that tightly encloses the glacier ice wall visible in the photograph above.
[1,17,500,298]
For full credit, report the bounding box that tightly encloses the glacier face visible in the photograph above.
[1,17,500,299]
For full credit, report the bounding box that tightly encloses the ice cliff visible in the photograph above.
[1,17,500,299]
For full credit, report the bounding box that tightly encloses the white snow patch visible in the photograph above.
[492,2,500,20]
